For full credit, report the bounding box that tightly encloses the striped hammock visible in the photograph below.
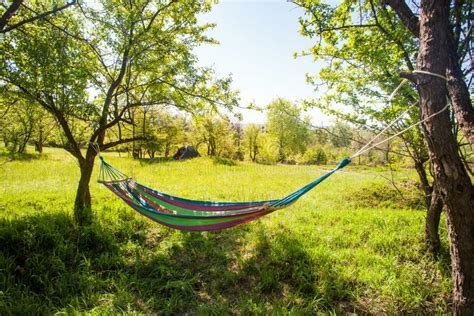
[98,157,351,231]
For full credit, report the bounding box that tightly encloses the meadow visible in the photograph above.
[0,147,452,314]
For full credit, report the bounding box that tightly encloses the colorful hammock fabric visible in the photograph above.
[98,157,351,231]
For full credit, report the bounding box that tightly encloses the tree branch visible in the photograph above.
[0,0,77,34]
[100,136,148,151]
[156,78,233,109]
[382,0,420,37]
[144,0,178,32]
[0,0,23,32]
[400,71,419,83]
[3,78,84,162]
[97,22,134,145]
[370,0,414,71]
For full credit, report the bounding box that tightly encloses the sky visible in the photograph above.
[194,0,332,124]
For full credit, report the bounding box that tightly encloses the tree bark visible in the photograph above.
[384,0,474,150]
[406,1,474,313]
[34,127,43,153]
[414,159,443,254]
[414,160,431,206]
[165,143,170,158]
[425,186,443,254]
[446,44,474,149]
[74,153,95,226]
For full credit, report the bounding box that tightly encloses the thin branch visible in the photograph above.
[371,1,414,71]
[101,136,148,151]
[144,0,178,32]
[1,0,77,34]
[382,0,420,37]
[320,23,378,32]
[156,78,233,109]
[0,0,23,32]
[3,78,84,161]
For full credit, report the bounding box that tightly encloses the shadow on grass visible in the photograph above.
[119,225,345,314]
[0,151,44,161]
[0,209,366,314]
[138,157,175,165]
[1,210,446,314]
[212,157,238,166]
[0,212,125,314]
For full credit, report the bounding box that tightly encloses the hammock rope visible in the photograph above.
[351,70,448,158]
[96,70,449,231]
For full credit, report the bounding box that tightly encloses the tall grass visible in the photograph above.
[0,147,452,314]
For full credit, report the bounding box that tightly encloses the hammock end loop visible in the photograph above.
[336,157,351,170]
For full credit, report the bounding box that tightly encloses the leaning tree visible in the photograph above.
[296,0,473,313]
[401,1,474,313]
[0,0,239,225]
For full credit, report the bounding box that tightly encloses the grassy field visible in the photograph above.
[0,147,452,314]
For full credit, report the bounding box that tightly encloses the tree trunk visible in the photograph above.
[74,155,95,226]
[446,34,474,150]
[425,186,443,254]
[132,110,136,158]
[278,138,284,162]
[17,139,27,153]
[35,127,43,153]
[414,160,431,207]
[34,141,42,153]
[414,159,443,254]
[384,0,474,150]
[165,143,170,158]
[384,140,391,165]
[408,1,474,313]
[17,130,31,154]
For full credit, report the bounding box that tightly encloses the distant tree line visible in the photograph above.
[4,95,461,169]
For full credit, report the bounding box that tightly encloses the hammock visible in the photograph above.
[98,157,351,231]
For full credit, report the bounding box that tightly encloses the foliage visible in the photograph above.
[126,108,187,159]
[244,124,262,162]
[294,0,428,165]
[302,146,328,165]
[0,0,238,153]
[191,114,237,158]
[329,120,353,148]
[0,92,56,154]
[266,98,310,162]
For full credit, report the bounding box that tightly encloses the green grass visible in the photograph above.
[0,147,452,314]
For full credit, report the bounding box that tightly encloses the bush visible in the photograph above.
[301,147,328,165]
[213,157,238,166]
[348,180,425,210]
[258,138,279,164]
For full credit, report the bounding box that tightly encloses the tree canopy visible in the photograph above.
[0,0,239,224]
